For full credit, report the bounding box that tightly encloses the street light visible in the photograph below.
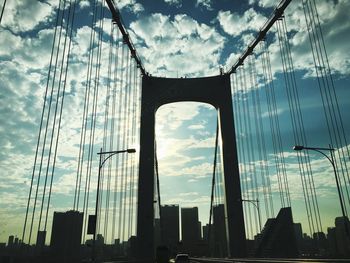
[293,145,349,236]
[92,147,136,262]
[241,198,262,232]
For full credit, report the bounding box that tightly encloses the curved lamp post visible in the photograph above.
[241,198,262,232]
[92,147,136,262]
[293,145,349,236]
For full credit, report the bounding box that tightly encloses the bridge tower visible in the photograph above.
[136,74,246,260]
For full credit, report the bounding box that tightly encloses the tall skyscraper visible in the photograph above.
[50,210,84,261]
[181,207,200,245]
[202,224,209,242]
[213,204,228,257]
[160,205,179,254]
[334,216,350,256]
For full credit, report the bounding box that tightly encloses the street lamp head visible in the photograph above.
[293,145,304,151]
[127,148,136,153]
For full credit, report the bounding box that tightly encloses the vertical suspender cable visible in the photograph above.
[0,0,7,24]
[74,0,98,212]
[281,17,323,231]
[258,47,274,218]
[155,139,162,243]
[276,18,322,234]
[112,31,122,241]
[37,0,74,233]
[238,67,253,239]
[103,20,114,244]
[121,52,131,244]
[38,0,73,233]
[128,62,137,238]
[127,56,135,239]
[118,45,127,243]
[249,54,270,221]
[303,0,350,213]
[129,62,138,236]
[28,0,67,244]
[261,41,286,209]
[22,0,62,244]
[208,119,219,254]
[244,61,260,234]
[123,52,133,240]
[83,0,104,239]
[94,0,106,238]
[233,68,249,239]
[45,0,77,231]
[276,20,315,235]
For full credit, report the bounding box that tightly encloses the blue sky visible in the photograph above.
[0,0,350,243]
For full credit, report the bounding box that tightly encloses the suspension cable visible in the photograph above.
[0,0,7,24]
[44,0,78,232]
[249,54,271,221]
[28,0,68,244]
[208,119,219,253]
[22,0,63,244]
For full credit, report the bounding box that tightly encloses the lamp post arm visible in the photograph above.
[306,148,334,166]
[99,150,128,168]
[100,152,118,168]
[242,199,258,210]
[241,199,262,232]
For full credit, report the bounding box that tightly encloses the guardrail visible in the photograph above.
[191,257,350,263]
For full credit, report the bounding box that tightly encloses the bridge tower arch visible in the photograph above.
[137,74,246,260]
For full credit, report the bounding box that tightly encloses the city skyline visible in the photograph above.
[1,0,350,247]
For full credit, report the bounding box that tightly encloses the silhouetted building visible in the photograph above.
[160,205,179,255]
[327,227,338,256]
[154,218,161,248]
[127,236,137,259]
[334,216,350,256]
[7,235,14,247]
[254,207,298,258]
[202,224,209,241]
[181,207,200,243]
[14,237,19,246]
[95,233,105,258]
[50,210,83,262]
[36,230,46,255]
[293,223,303,254]
[113,238,121,256]
[181,207,201,254]
[313,232,327,255]
[198,221,202,240]
[213,204,228,257]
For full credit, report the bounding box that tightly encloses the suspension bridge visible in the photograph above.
[1,0,350,262]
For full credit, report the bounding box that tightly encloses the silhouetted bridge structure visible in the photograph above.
[2,0,348,262]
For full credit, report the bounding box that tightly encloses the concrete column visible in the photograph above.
[218,80,246,257]
[136,86,155,261]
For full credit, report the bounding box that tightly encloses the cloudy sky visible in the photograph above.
[1,0,350,244]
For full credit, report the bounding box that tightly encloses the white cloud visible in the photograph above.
[217,8,267,37]
[164,0,182,7]
[249,0,278,8]
[1,0,56,33]
[188,124,205,130]
[262,0,350,76]
[129,13,226,77]
[79,0,90,9]
[156,102,204,131]
[117,0,144,13]
[196,0,212,10]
